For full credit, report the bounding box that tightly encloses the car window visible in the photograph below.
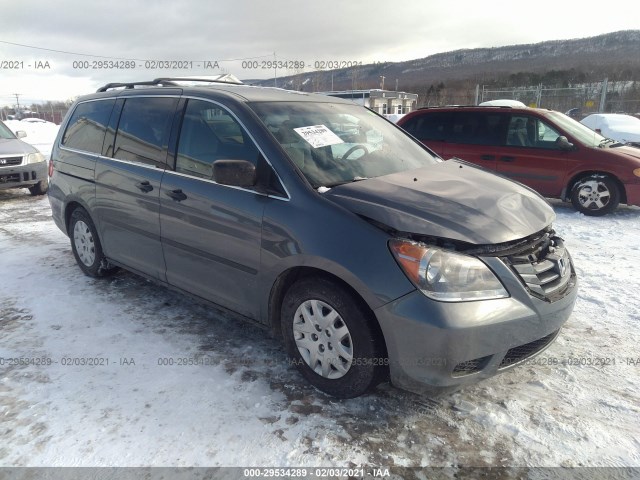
[0,121,17,139]
[448,112,506,146]
[62,99,115,154]
[175,99,261,181]
[250,101,437,188]
[507,115,562,149]
[113,97,178,167]
[547,111,605,147]
[402,113,449,141]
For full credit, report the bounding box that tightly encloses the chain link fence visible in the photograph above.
[478,79,640,116]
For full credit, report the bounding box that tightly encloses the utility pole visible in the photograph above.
[379,76,385,90]
[13,93,21,118]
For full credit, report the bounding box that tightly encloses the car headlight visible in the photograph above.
[26,152,45,164]
[389,239,508,302]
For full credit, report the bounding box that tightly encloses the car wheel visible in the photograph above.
[28,179,48,196]
[281,277,385,398]
[69,208,118,277]
[570,174,620,216]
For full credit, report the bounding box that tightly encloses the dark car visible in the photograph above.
[398,106,640,216]
[48,78,577,398]
[0,119,48,195]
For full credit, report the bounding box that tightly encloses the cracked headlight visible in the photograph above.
[389,239,508,302]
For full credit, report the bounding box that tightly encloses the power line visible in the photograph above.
[0,40,273,62]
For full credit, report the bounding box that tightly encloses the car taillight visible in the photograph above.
[48,158,54,177]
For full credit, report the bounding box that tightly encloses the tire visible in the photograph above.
[281,277,385,398]
[69,208,118,277]
[570,174,620,216]
[28,179,48,196]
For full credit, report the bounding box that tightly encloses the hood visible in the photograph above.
[324,159,555,245]
[610,144,640,159]
[0,138,38,156]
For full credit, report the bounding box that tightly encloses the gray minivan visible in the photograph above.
[49,78,577,398]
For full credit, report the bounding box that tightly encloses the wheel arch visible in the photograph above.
[268,266,389,363]
[563,170,627,204]
[64,199,97,233]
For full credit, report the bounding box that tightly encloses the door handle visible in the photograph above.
[500,156,516,162]
[166,189,187,202]
[480,155,495,160]
[135,181,153,193]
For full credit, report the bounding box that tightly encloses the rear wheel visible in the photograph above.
[570,174,620,216]
[69,208,118,277]
[281,277,385,398]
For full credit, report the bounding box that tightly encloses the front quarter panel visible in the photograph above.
[259,191,416,323]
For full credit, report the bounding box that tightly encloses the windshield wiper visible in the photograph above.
[323,177,369,188]
[598,138,616,147]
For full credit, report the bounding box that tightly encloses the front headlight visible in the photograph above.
[389,239,508,302]
[26,152,45,164]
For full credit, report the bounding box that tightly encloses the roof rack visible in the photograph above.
[417,104,517,110]
[96,75,243,92]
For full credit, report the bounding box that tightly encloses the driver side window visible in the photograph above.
[176,100,260,180]
[506,116,562,149]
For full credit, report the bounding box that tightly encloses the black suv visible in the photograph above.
[49,78,577,398]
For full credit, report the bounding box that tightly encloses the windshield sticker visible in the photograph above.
[293,125,344,148]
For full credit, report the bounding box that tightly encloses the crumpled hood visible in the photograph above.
[324,159,555,245]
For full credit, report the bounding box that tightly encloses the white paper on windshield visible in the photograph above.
[293,125,344,148]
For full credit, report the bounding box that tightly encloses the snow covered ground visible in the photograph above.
[3,119,60,159]
[0,190,639,469]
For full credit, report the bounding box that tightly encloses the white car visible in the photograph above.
[479,99,527,107]
[580,113,640,144]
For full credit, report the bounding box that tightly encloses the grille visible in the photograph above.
[452,355,492,377]
[0,156,23,166]
[499,329,559,369]
[504,234,575,302]
[0,173,21,183]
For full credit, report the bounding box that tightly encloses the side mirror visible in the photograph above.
[213,159,257,188]
[556,136,574,151]
[16,130,27,139]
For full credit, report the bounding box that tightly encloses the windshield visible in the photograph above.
[250,101,438,188]
[545,111,606,147]
[0,121,17,140]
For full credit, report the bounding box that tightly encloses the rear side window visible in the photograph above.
[402,113,449,141]
[449,112,506,145]
[113,97,178,167]
[62,100,115,154]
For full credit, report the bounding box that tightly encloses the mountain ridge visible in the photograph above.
[249,30,640,92]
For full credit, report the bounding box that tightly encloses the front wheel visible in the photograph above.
[281,277,386,398]
[570,174,620,216]
[69,208,118,277]
[28,179,48,196]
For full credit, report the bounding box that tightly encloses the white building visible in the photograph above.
[318,89,418,115]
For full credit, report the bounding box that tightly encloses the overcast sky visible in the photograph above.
[1,0,639,106]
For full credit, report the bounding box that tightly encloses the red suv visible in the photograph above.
[398,106,640,216]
